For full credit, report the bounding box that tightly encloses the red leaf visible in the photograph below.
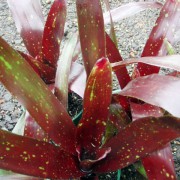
[106,33,131,89]
[24,113,49,142]
[0,37,76,154]
[112,55,180,73]
[108,103,131,131]
[137,0,180,76]
[19,52,56,84]
[130,102,176,180]
[95,116,180,173]
[103,2,162,25]
[76,0,106,76]
[7,0,44,57]
[119,74,180,118]
[102,103,131,145]
[142,144,176,180]
[76,58,112,152]
[0,130,82,179]
[42,0,66,68]
[130,102,163,121]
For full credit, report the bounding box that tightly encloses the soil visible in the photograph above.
[0,0,180,179]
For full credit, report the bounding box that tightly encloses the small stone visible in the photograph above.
[3,93,12,101]
[1,102,15,111]
[177,148,180,161]
[46,0,51,4]
[4,115,11,122]
[0,98,5,104]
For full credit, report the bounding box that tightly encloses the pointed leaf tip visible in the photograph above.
[76,57,112,153]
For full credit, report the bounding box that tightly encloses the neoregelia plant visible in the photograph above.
[0,0,180,179]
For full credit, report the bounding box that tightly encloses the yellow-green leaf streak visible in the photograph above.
[0,37,76,154]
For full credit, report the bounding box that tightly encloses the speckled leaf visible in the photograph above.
[0,37,76,154]
[42,0,66,68]
[55,33,78,108]
[94,116,180,173]
[137,0,180,76]
[76,58,112,152]
[119,74,180,118]
[102,103,131,145]
[0,130,82,179]
[112,55,180,73]
[24,113,49,142]
[108,102,131,132]
[103,2,162,24]
[142,145,176,180]
[130,102,176,180]
[76,0,106,77]
[7,0,44,57]
[106,34,131,89]
[130,102,163,121]
[19,52,56,84]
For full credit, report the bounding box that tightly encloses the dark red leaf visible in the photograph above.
[102,103,131,145]
[77,146,111,172]
[42,0,66,68]
[95,116,180,173]
[108,103,131,131]
[103,2,162,25]
[130,102,163,121]
[0,37,76,154]
[0,130,82,179]
[76,58,112,153]
[112,55,180,73]
[119,74,180,118]
[111,94,130,113]
[137,0,180,76]
[142,144,176,180]
[106,33,131,89]
[7,0,44,57]
[24,113,49,142]
[130,102,176,180]
[76,0,106,76]
[19,52,56,84]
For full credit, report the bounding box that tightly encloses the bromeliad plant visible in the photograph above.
[0,0,180,179]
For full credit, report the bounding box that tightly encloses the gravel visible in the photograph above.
[0,0,180,178]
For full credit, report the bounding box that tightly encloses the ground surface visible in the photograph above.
[0,0,180,179]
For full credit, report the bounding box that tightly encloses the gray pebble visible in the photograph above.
[1,102,15,111]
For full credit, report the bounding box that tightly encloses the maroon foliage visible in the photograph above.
[76,0,106,76]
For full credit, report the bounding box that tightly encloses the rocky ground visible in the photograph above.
[0,0,180,179]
